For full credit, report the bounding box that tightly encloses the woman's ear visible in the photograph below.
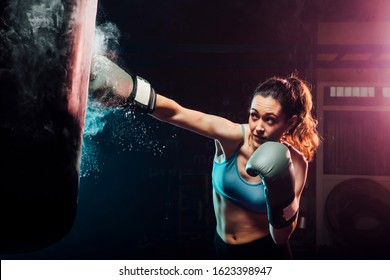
[287,115,298,131]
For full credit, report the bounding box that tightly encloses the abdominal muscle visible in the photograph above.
[213,189,270,245]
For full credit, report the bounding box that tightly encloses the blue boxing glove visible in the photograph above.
[246,141,298,228]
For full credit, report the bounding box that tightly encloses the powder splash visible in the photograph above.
[80,22,164,178]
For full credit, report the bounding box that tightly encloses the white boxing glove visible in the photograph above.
[246,142,298,228]
[89,54,156,113]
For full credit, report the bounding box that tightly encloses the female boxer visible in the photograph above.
[89,55,320,259]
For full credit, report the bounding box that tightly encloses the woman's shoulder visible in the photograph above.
[281,141,308,171]
[215,123,246,160]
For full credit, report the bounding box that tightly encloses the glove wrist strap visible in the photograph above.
[266,193,299,229]
[127,76,156,113]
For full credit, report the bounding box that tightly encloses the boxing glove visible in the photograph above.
[89,54,156,113]
[246,141,298,228]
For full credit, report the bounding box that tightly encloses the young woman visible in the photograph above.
[89,54,320,259]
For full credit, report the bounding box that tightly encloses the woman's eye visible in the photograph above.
[266,118,275,124]
[250,113,258,119]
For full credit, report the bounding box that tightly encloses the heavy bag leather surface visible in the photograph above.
[0,0,98,253]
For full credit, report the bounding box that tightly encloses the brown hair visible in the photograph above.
[253,73,320,161]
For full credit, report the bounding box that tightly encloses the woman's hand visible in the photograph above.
[89,54,133,107]
[89,54,156,113]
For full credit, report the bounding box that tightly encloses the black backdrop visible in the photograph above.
[2,0,390,260]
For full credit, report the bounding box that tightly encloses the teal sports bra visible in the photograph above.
[212,125,267,214]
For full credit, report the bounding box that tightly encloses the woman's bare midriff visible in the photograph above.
[213,189,270,245]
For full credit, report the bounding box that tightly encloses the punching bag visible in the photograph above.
[0,0,98,253]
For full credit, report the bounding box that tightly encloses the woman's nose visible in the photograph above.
[255,120,265,133]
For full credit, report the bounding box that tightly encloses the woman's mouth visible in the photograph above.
[253,134,266,143]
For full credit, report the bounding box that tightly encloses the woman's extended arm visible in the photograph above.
[89,54,242,143]
[151,94,241,142]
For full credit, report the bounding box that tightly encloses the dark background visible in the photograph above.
[2,0,390,260]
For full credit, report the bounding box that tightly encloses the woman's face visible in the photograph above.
[248,95,292,148]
